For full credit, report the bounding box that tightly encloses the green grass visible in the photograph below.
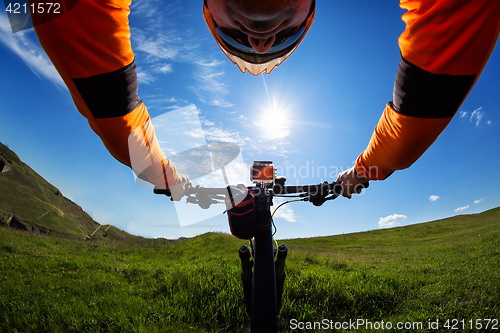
[1,207,499,332]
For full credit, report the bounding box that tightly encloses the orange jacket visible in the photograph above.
[30,0,179,190]
[355,0,500,180]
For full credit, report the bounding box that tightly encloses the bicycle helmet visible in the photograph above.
[203,0,315,76]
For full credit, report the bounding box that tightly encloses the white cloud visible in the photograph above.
[454,205,470,212]
[378,214,407,228]
[474,198,483,204]
[193,60,233,108]
[202,121,250,145]
[192,158,250,188]
[199,117,289,160]
[136,67,157,85]
[132,31,180,61]
[142,95,190,112]
[272,198,298,223]
[470,107,484,127]
[459,107,492,127]
[0,13,64,88]
[129,2,233,108]
[429,195,440,202]
[155,64,173,74]
[130,0,173,23]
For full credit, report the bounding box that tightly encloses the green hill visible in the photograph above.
[1,206,498,332]
[0,141,137,241]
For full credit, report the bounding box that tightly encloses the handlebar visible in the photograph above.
[154,186,227,196]
[273,181,344,206]
[272,182,342,195]
[154,181,342,196]
[154,185,228,209]
[154,180,369,208]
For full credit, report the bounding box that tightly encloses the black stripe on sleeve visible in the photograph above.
[390,56,475,118]
[73,61,142,119]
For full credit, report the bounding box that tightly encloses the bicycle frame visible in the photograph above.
[234,183,288,332]
[251,186,278,332]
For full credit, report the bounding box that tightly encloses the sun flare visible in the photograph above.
[255,96,294,140]
[265,101,291,139]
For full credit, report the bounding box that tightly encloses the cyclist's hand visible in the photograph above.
[169,173,191,201]
[336,167,369,199]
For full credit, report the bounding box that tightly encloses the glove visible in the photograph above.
[336,167,369,199]
[163,173,191,201]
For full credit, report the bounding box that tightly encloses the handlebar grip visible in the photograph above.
[153,188,172,196]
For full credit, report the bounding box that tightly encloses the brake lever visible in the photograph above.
[186,195,222,209]
[308,194,328,206]
[306,181,343,206]
[308,193,341,206]
[324,193,340,202]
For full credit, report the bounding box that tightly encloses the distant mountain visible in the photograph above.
[0,141,138,241]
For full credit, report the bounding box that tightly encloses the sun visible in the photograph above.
[255,96,293,140]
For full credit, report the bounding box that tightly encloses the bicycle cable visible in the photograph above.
[273,237,279,259]
[270,198,304,237]
[271,199,304,218]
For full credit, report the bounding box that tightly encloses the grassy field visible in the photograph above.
[1,207,499,332]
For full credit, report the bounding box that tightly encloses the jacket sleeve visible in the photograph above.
[30,0,179,189]
[355,0,500,180]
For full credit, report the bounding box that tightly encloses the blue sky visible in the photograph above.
[1,1,499,239]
